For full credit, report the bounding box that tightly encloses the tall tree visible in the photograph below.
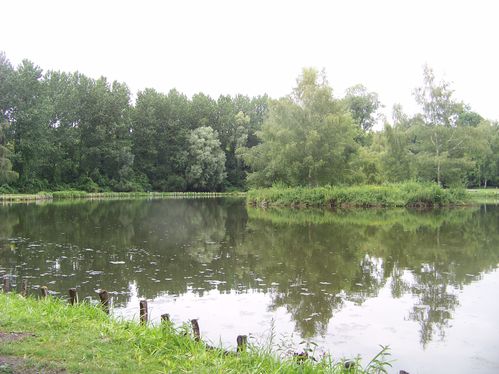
[78,77,134,190]
[132,89,190,191]
[412,66,473,186]
[243,68,359,187]
[185,126,226,191]
[344,84,381,134]
[0,52,18,186]
[9,60,54,190]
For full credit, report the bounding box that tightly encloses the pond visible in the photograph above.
[1,198,498,373]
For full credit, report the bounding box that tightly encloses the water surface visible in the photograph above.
[1,198,498,373]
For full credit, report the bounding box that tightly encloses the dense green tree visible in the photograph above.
[0,52,14,121]
[411,66,471,185]
[379,67,483,187]
[186,126,226,191]
[9,60,55,190]
[0,51,496,191]
[0,53,18,186]
[380,121,415,182]
[466,121,499,187]
[0,123,18,185]
[243,68,359,187]
[343,84,382,144]
[77,77,134,190]
[132,89,190,191]
[43,71,83,187]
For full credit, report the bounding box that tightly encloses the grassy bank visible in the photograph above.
[0,191,242,203]
[0,293,391,374]
[247,183,469,208]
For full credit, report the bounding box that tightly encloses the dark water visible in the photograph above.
[1,198,498,373]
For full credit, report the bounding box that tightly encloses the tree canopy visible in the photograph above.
[0,51,496,193]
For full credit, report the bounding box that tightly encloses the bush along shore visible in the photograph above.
[247,182,469,208]
[0,191,242,202]
[0,284,394,374]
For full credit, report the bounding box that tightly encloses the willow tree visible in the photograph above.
[186,126,226,191]
[243,68,358,187]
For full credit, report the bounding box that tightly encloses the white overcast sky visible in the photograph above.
[1,0,498,122]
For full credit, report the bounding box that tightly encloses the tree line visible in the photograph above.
[0,51,497,193]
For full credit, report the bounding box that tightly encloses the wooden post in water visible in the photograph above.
[69,288,78,305]
[191,319,200,341]
[40,286,48,298]
[139,300,148,325]
[21,279,28,297]
[98,290,110,314]
[237,335,247,352]
[2,275,9,293]
[161,313,170,323]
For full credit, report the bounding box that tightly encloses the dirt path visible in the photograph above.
[0,332,66,374]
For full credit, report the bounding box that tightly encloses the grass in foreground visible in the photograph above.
[0,293,391,374]
[247,182,468,208]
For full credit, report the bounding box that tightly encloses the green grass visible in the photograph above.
[247,182,469,208]
[0,293,392,373]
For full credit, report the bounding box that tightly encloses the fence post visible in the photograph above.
[69,288,78,305]
[139,300,148,325]
[237,335,248,352]
[2,275,9,293]
[98,290,110,314]
[191,319,200,341]
[21,279,28,297]
[40,286,48,298]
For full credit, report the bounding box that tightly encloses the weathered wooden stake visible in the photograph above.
[40,286,48,298]
[98,290,110,314]
[139,300,148,324]
[69,288,78,305]
[2,275,9,293]
[161,313,170,323]
[236,335,247,352]
[21,279,28,297]
[191,319,200,341]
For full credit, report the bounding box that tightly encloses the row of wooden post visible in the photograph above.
[2,276,247,352]
[4,276,411,371]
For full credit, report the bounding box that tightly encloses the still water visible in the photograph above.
[1,198,498,373]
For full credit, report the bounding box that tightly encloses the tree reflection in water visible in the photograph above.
[0,199,498,347]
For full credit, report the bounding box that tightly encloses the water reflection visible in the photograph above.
[0,200,498,352]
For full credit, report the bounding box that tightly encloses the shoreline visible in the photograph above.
[1,186,497,206]
[0,191,245,203]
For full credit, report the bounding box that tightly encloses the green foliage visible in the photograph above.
[247,182,469,207]
[343,84,382,134]
[52,190,88,199]
[186,126,226,191]
[0,50,496,192]
[243,68,359,187]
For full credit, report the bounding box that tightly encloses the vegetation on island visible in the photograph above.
[0,293,392,374]
[246,182,468,208]
[0,51,498,195]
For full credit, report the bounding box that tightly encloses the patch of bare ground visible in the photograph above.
[0,332,66,374]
